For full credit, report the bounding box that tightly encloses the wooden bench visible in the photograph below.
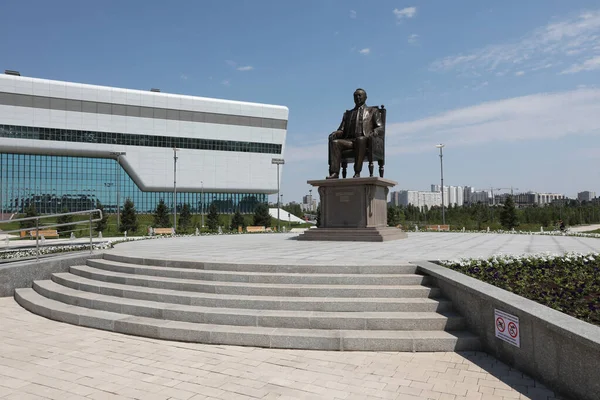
[28,229,59,238]
[153,227,174,235]
[425,225,450,232]
[246,226,266,233]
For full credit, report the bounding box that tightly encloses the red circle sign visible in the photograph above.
[508,322,518,338]
[496,317,505,332]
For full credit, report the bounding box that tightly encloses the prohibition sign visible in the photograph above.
[496,317,506,332]
[508,321,518,338]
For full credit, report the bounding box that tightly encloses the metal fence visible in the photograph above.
[0,209,103,261]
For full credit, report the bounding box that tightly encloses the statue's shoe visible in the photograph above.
[326,173,339,179]
[353,173,361,178]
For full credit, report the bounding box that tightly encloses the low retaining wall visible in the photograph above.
[0,252,103,297]
[414,260,600,400]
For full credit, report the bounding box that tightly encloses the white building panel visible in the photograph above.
[0,74,288,195]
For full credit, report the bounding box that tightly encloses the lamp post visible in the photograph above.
[110,152,126,231]
[435,144,445,225]
[200,181,204,228]
[271,158,285,232]
[173,147,179,232]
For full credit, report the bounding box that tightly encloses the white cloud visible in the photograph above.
[393,7,417,22]
[385,88,600,153]
[286,88,600,162]
[225,60,237,67]
[561,55,600,73]
[350,10,357,19]
[359,48,370,55]
[221,80,231,87]
[408,34,419,45]
[180,74,188,80]
[236,66,254,71]
[515,71,525,76]
[430,10,600,76]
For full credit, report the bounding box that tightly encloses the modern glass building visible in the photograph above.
[0,72,288,218]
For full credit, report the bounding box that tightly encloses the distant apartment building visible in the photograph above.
[301,194,317,212]
[391,190,442,210]
[577,191,596,202]
[430,184,463,207]
[538,193,565,205]
[470,190,491,204]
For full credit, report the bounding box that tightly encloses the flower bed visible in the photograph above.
[0,242,115,260]
[419,227,600,239]
[439,252,600,326]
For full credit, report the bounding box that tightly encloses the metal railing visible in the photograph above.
[0,209,103,261]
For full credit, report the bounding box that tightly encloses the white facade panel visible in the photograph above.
[0,74,288,195]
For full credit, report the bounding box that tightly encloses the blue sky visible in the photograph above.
[2,0,600,203]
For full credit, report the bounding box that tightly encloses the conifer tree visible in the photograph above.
[120,198,138,233]
[253,203,271,227]
[230,209,245,231]
[153,199,170,228]
[499,196,519,230]
[206,203,220,232]
[178,203,192,232]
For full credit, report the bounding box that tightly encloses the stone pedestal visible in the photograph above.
[298,177,407,242]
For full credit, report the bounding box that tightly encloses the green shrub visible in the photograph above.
[440,252,600,326]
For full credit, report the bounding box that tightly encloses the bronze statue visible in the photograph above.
[328,88,386,179]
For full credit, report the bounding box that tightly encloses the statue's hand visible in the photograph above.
[329,131,342,140]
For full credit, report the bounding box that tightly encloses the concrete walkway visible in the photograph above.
[106,232,600,265]
[0,298,562,400]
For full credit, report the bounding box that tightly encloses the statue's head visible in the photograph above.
[353,88,367,107]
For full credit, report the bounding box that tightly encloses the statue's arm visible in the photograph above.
[372,108,384,137]
[329,112,346,140]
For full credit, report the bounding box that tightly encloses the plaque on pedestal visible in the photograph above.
[298,177,407,242]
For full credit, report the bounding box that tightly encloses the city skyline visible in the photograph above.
[1,1,599,203]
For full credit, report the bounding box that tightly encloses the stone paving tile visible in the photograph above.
[0,298,565,400]
[107,232,600,265]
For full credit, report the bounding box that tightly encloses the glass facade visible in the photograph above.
[0,125,282,155]
[0,153,267,215]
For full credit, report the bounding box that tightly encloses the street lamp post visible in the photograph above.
[200,181,204,228]
[173,147,179,232]
[435,144,445,225]
[271,158,285,232]
[110,152,126,231]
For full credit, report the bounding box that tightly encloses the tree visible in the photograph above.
[56,207,73,236]
[120,198,138,233]
[206,203,220,232]
[282,203,304,219]
[253,203,271,227]
[178,203,192,232]
[230,209,246,231]
[316,204,321,227]
[153,199,170,228]
[95,201,109,233]
[499,196,519,230]
[387,205,402,227]
[19,204,38,230]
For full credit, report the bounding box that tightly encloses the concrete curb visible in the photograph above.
[413,260,600,400]
[0,251,104,297]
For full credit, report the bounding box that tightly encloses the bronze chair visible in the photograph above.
[329,105,386,178]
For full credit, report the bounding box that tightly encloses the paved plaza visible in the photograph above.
[107,232,600,265]
[0,298,562,400]
[1,232,590,399]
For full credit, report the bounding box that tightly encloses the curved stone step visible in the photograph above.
[15,288,481,351]
[86,259,431,285]
[53,273,452,312]
[34,280,465,331]
[103,253,417,274]
[70,265,441,298]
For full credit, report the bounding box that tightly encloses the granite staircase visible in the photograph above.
[14,253,480,351]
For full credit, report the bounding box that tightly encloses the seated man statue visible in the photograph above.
[328,88,384,179]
